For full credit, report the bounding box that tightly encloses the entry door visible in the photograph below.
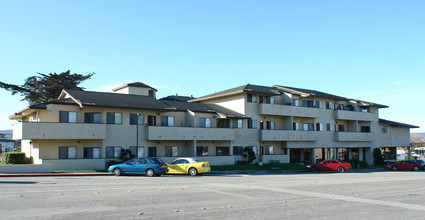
[148,116,156,126]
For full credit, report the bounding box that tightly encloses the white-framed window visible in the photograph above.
[59,146,77,159]
[59,111,77,123]
[130,113,145,125]
[292,99,299,106]
[303,123,314,131]
[232,119,243,128]
[382,126,388,133]
[316,123,324,131]
[130,146,144,157]
[326,123,334,131]
[247,94,257,103]
[107,112,122,124]
[84,147,100,159]
[200,118,211,128]
[264,146,274,155]
[326,101,333,110]
[315,101,323,109]
[293,122,300,131]
[197,146,208,156]
[266,121,275,130]
[106,146,122,158]
[266,96,275,104]
[165,146,179,157]
[161,116,175,127]
[248,119,258,129]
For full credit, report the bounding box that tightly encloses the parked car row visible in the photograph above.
[108,157,211,177]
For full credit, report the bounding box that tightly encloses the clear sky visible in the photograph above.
[1,1,424,132]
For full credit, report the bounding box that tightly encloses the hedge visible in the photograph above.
[2,152,27,164]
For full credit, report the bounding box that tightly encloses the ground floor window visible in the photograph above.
[263,146,274,155]
[59,147,77,159]
[381,147,396,160]
[84,147,100,159]
[197,146,209,156]
[338,148,349,161]
[130,146,144,157]
[165,146,179,157]
[148,147,157,157]
[315,148,334,162]
[233,146,243,156]
[216,147,230,156]
[106,146,122,158]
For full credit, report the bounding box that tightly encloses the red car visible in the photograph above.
[306,159,352,173]
[385,160,423,171]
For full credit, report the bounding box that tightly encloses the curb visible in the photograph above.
[0,173,111,178]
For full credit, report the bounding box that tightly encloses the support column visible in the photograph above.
[312,148,316,164]
[334,148,338,160]
[349,148,352,160]
[359,148,364,161]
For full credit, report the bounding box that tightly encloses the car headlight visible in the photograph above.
[306,165,311,168]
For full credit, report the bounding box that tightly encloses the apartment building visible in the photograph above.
[10,82,415,170]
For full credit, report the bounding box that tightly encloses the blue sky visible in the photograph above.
[1,1,424,132]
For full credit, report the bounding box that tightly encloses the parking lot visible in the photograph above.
[2,171,425,219]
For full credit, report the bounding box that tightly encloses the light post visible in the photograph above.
[259,120,263,166]
[136,113,140,156]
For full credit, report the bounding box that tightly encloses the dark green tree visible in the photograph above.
[373,148,385,165]
[0,70,94,105]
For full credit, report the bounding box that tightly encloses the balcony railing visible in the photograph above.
[334,132,375,142]
[146,126,235,140]
[258,103,319,117]
[261,130,317,141]
[13,122,106,140]
[334,110,376,121]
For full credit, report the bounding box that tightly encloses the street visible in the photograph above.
[1,171,425,219]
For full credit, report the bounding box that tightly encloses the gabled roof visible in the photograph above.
[379,119,419,128]
[189,84,280,102]
[160,95,195,102]
[112,82,157,92]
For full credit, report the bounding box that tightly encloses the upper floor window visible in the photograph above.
[130,113,145,125]
[200,118,211,128]
[303,123,314,131]
[382,126,388,133]
[302,100,314,108]
[266,121,275,130]
[261,96,275,104]
[84,112,101,124]
[361,126,371,133]
[107,112,122,124]
[315,101,323,109]
[326,101,333,110]
[232,119,243,128]
[338,124,345,132]
[316,123,324,131]
[326,123,334,131]
[247,94,257,103]
[337,104,344,110]
[217,119,230,128]
[360,107,370,113]
[293,122,300,131]
[161,116,174,127]
[292,99,300,107]
[248,119,258,129]
[59,111,77,123]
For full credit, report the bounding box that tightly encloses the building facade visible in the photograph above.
[10,82,416,170]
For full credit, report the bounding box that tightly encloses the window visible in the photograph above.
[247,119,257,129]
[247,146,258,155]
[293,122,300,131]
[217,119,230,128]
[315,101,323,109]
[107,112,122,124]
[59,111,77,123]
[303,123,314,131]
[161,116,174,127]
[361,126,371,133]
[59,147,76,159]
[130,113,145,125]
[106,146,122,158]
[216,147,230,156]
[316,123,324,131]
[232,119,243,128]
[302,100,314,108]
[84,147,100,159]
[196,146,208,156]
[148,116,156,126]
[337,104,344,110]
[266,121,275,130]
[130,146,144,157]
[326,123,334,131]
[247,94,257,103]
[84,112,101,124]
[326,101,333,110]
[382,126,388,133]
[264,146,274,155]
[200,118,211,128]
[360,107,370,112]
[233,146,243,156]
[292,99,299,107]
[165,146,179,157]
[338,124,345,132]
[266,96,275,104]
[148,147,157,157]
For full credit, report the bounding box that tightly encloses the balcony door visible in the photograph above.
[148,116,156,126]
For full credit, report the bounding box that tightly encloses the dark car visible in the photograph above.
[306,159,352,173]
[385,160,423,171]
[108,157,168,176]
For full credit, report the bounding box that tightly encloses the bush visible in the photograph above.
[242,147,256,164]
[359,160,368,168]
[346,160,357,168]
[373,148,385,165]
[2,152,27,164]
[106,160,121,167]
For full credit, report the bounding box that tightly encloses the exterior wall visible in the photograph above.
[380,124,411,147]
[203,93,246,115]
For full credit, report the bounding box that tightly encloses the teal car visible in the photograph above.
[108,157,168,177]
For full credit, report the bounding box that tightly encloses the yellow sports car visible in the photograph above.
[166,158,211,176]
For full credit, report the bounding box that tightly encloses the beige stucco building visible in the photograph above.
[10,82,417,170]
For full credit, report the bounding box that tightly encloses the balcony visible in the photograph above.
[261,130,316,141]
[259,104,319,117]
[13,122,106,140]
[146,126,235,141]
[334,110,376,121]
[334,132,375,142]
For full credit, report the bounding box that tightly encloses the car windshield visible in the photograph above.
[150,158,165,164]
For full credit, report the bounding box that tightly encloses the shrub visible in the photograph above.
[106,160,121,167]
[2,152,27,164]
[242,147,256,164]
[373,148,385,165]
[346,160,357,168]
[359,160,368,168]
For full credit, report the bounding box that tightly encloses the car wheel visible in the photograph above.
[392,166,398,171]
[188,167,198,176]
[146,169,155,177]
[311,166,318,173]
[413,166,419,171]
[337,167,345,173]
[113,168,121,176]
